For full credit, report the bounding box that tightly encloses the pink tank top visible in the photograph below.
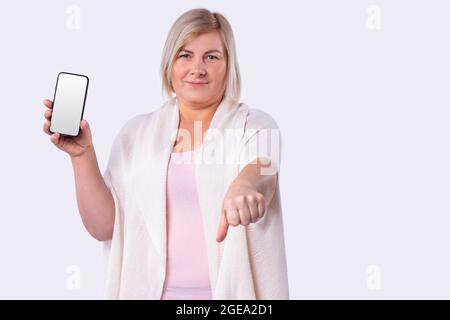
[161,149,212,300]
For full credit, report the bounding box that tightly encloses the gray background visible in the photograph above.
[0,0,449,299]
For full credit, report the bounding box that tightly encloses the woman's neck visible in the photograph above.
[177,98,221,124]
[173,97,223,152]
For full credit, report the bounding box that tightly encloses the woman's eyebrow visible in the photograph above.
[180,49,223,55]
[205,49,223,55]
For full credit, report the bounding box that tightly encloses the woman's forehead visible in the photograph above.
[181,32,224,52]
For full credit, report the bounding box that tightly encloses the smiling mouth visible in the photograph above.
[186,81,208,85]
[186,82,209,88]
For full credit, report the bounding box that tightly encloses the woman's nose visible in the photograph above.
[190,68,206,77]
[190,58,207,76]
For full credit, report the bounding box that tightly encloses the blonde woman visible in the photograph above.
[42,8,289,300]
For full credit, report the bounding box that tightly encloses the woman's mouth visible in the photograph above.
[186,81,208,87]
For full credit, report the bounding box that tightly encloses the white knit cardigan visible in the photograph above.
[102,96,289,299]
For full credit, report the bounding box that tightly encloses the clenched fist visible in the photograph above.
[216,182,267,242]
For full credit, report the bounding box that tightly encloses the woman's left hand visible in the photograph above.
[216,182,267,242]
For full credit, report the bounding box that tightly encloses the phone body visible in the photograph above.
[49,72,89,137]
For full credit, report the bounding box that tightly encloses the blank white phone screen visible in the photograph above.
[50,73,88,136]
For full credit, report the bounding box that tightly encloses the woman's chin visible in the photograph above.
[179,92,214,106]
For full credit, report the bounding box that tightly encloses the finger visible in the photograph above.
[216,211,229,242]
[238,202,251,226]
[44,109,52,121]
[258,199,266,218]
[43,99,53,109]
[50,132,63,148]
[50,132,58,144]
[75,119,93,147]
[43,120,52,135]
[225,207,241,226]
[248,197,260,223]
[78,119,91,138]
[80,119,90,133]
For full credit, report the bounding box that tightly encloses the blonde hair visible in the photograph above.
[160,8,241,102]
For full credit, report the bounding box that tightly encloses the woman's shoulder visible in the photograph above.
[117,101,170,136]
[239,102,279,130]
[119,113,152,134]
[112,102,167,148]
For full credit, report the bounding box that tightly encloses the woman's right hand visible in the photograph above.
[42,99,93,158]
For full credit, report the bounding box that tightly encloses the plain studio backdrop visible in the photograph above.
[0,0,449,299]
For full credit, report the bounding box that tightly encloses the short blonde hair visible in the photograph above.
[160,8,241,102]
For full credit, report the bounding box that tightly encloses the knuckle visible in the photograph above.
[229,220,239,227]
[226,213,240,226]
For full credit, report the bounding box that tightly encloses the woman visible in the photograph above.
[42,8,289,300]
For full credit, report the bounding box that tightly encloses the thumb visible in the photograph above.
[78,119,92,144]
[80,119,90,133]
[216,210,229,243]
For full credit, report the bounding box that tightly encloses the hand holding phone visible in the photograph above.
[43,72,93,158]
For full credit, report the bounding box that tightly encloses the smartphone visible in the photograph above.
[49,72,89,137]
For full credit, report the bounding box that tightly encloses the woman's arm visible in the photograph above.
[216,157,278,242]
[71,146,115,241]
[43,99,115,241]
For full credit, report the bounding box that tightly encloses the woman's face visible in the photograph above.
[171,31,227,108]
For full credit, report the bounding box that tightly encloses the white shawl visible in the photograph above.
[102,96,289,299]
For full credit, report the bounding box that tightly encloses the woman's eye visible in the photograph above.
[179,54,190,58]
[207,55,218,60]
